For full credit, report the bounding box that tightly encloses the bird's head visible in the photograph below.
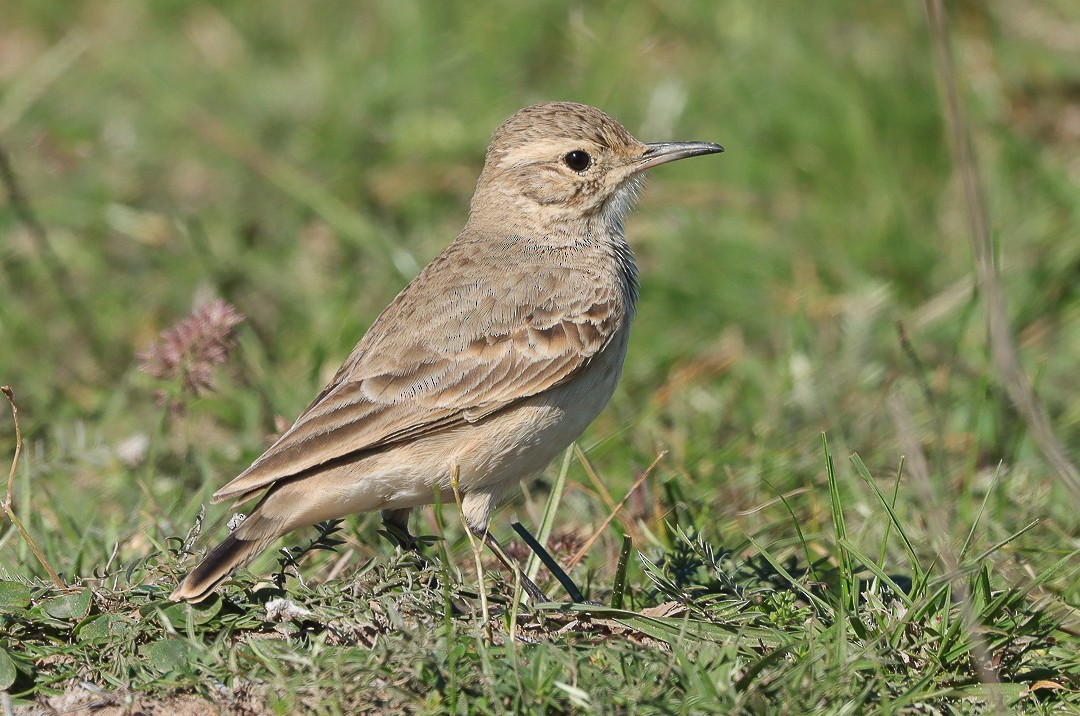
[470,102,722,238]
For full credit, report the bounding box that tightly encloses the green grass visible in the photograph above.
[2,0,1080,713]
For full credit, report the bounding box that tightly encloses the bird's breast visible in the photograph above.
[458,324,631,487]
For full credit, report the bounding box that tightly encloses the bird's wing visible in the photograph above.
[213,239,624,503]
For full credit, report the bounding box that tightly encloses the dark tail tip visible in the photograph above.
[170,532,268,602]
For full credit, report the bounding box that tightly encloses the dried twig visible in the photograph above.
[1,387,67,591]
[923,0,1080,506]
[566,451,666,570]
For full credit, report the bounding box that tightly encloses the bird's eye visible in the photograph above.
[563,150,592,172]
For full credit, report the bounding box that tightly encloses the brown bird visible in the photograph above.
[171,101,722,602]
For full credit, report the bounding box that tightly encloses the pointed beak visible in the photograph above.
[633,141,724,173]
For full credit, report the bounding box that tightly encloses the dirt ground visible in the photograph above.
[14,684,269,716]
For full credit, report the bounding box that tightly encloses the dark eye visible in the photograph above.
[563,150,592,172]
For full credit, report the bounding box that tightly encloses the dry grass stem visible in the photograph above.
[2,386,67,591]
[566,450,666,570]
[450,463,492,641]
[888,392,1005,714]
[923,0,1080,506]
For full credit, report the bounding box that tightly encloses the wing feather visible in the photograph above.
[213,236,624,503]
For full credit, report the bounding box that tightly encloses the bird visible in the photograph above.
[171,101,722,603]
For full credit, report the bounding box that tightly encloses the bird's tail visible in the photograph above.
[170,529,275,603]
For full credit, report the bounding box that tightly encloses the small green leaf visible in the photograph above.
[142,638,194,673]
[0,647,16,690]
[157,594,222,627]
[42,588,92,620]
[76,613,135,643]
[142,594,223,629]
[0,581,30,611]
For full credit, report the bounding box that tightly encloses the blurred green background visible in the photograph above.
[2,0,1079,583]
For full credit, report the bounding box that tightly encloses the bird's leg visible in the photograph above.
[380,507,419,551]
[381,506,440,570]
[383,507,464,612]
[457,480,550,602]
[471,524,551,603]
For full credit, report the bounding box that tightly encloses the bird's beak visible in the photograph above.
[633,141,724,173]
